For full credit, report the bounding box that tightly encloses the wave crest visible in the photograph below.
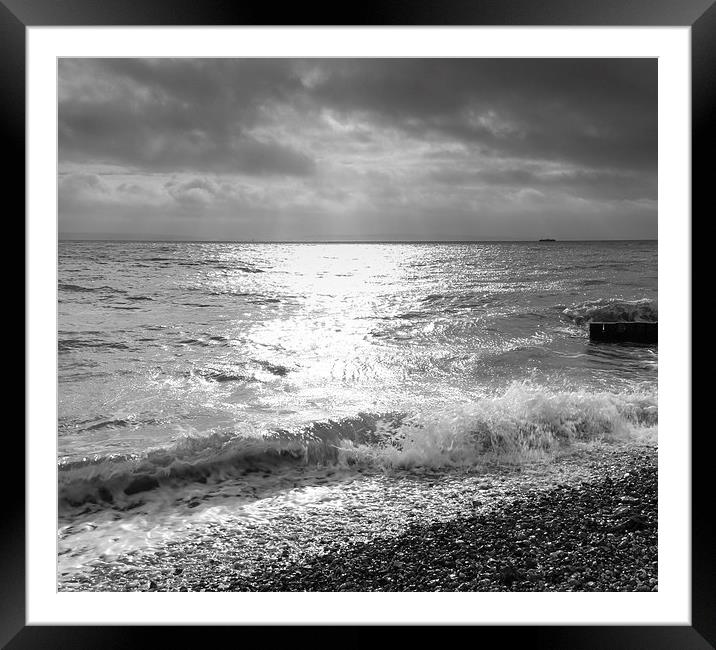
[58,385,657,510]
[562,298,657,325]
[338,383,656,468]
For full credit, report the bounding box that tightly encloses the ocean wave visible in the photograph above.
[58,412,397,510]
[180,359,290,383]
[562,298,657,325]
[59,283,127,294]
[58,339,130,353]
[341,384,657,468]
[187,368,254,383]
[58,384,656,511]
[58,283,95,293]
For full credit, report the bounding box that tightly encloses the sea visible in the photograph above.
[57,240,658,584]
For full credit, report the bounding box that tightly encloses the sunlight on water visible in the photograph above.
[59,241,657,465]
[57,241,658,584]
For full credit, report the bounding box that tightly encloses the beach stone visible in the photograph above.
[59,445,657,594]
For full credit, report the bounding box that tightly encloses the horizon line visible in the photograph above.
[58,237,658,244]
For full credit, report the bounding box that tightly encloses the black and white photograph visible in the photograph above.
[57,57,659,594]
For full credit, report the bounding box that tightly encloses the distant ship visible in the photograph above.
[538,238,556,242]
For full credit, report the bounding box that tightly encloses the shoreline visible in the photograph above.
[60,442,657,592]
[234,450,657,592]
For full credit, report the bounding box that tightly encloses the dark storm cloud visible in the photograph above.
[305,59,657,172]
[59,58,656,176]
[58,58,657,240]
[59,59,315,176]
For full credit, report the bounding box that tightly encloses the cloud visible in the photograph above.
[58,58,657,240]
[428,167,657,201]
[58,172,109,195]
[59,59,656,175]
[304,59,656,172]
[59,59,315,176]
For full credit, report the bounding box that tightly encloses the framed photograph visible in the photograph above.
[12,0,710,646]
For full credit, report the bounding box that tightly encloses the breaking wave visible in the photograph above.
[58,383,657,511]
[562,298,657,325]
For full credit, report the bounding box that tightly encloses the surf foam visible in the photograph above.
[562,298,657,325]
[58,383,657,510]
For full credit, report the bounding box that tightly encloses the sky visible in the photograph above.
[58,58,657,241]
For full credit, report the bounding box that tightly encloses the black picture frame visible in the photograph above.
[9,0,712,646]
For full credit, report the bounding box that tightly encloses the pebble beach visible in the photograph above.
[60,441,656,593]
[56,61,661,600]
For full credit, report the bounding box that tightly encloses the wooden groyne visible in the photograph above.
[589,322,657,343]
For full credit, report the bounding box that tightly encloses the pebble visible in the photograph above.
[60,445,657,593]
[229,456,657,592]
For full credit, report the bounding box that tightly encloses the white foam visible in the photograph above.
[338,382,657,468]
[562,298,657,325]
